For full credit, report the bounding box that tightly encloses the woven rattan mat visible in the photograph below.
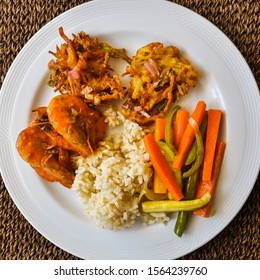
[1,0,259,260]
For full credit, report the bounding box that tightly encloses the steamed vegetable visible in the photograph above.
[142,192,211,213]
[157,140,175,162]
[143,134,184,201]
[165,105,181,154]
[157,140,183,192]
[184,112,207,165]
[174,169,199,237]
[202,109,222,181]
[153,172,167,194]
[182,117,204,178]
[153,118,167,193]
[139,183,168,202]
[143,100,226,237]
[154,118,166,141]
[194,141,226,217]
[172,101,206,170]
[173,109,190,149]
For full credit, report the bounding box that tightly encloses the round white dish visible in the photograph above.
[0,0,259,259]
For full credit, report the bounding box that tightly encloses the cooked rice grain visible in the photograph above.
[73,110,169,230]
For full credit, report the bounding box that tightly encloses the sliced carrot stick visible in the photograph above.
[144,134,184,201]
[173,109,189,149]
[194,141,226,217]
[172,101,206,170]
[154,118,166,141]
[202,109,222,181]
[153,172,167,194]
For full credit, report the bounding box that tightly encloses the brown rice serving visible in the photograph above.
[72,108,170,230]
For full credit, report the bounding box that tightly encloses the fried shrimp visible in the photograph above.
[47,94,106,158]
[31,106,77,151]
[122,42,200,124]
[16,125,75,188]
[48,27,128,105]
[16,89,106,188]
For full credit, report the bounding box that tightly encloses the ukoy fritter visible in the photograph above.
[122,42,200,124]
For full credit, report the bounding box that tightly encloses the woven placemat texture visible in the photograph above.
[0,0,259,260]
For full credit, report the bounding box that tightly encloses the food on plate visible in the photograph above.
[73,101,225,233]
[142,192,211,213]
[121,42,200,124]
[47,94,106,158]
[48,27,129,105]
[194,141,226,218]
[16,28,226,236]
[201,109,222,181]
[142,101,225,237]
[172,101,206,171]
[73,110,169,229]
[143,133,184,201]
[16,125,75,188]
[32,106,78,151]
[16,94,106,187]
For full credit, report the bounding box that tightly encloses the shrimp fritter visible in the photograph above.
[48,27,129,105]
[122,42,200,124]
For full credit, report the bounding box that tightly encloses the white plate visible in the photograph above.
[0,0,259,260]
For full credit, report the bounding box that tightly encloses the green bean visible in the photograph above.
[174,170,199,237]
[142,192,211,213]
[174,211,188,237]
[184,168,199,199]
[165,105,181,155]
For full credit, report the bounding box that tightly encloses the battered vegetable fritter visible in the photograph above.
[122,42,200,124]
[48,27,128,105]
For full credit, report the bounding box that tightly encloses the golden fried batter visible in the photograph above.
[122,42,200,124]
[48,27,128,105]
